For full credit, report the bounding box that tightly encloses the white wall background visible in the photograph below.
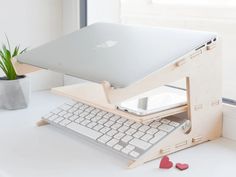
[0,0,64,90]
[87,0,120,25]
[0,0,63,48]
[62,0,80,34]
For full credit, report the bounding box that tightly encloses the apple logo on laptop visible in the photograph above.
[96,40,118,49]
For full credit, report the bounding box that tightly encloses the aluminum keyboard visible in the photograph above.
[42,100,186,160]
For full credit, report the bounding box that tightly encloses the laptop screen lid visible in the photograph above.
[17,23,216,88]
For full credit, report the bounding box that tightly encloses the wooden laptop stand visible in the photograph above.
[16,40,222,168]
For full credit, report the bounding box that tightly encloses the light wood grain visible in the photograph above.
[47,39,221,168]
[12,58,41,75]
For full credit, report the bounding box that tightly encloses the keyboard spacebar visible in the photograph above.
[67,122,102,140]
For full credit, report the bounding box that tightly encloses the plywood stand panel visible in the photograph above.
[37,39,222,168]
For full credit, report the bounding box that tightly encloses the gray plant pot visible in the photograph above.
[0,75,30,110]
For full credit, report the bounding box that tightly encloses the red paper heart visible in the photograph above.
[159,156,173,169]
[176,163,189,170]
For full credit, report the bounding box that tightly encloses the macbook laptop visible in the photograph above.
[17,23,216,115]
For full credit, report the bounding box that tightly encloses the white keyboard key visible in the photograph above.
[126,145,135,151]
[158,124,175,132]
[73,104,79,109]
[104,120,115,127]
[97,111,107,116]
[161,119,171,124]
[122,148,132,154]
[80,112,89,118]
[141,134,153,142]
[150,121,161,128]
[114,132,125,140]
[130,151,140,158]
[67,122,102,140]
[87,122,97,128]
[80,105,89,110]
[63,113,73,119]
[91,109,100,115]
[107,139,119,147]
[169,121,180,127]
[111,123,122,130]
[81,120,91,126]
[85,114,95,120]
[85,107,95,112]
[117,117,127,124]
[48,114,58,121]
[54,117,65,123]
[59,119,71,126]
[121,135,133,143]
[68,107,78,113]
[139,125,150,132]
[69,115,79,121]
[74,110,83,115]
[118,125,129,133]
[129,138,151,150]
[126,128,136,135]
[93,124,104,131]
[110,115,120,121]
[75,117,84,123]
[133,131,144,138]
[146,128,158,135]
[107,130,118,137]
[124,120,135,127]
[131,122,142,129]
[98,135,112,144]
[103,113,114,119]
[156,130,167,137]
[98,118,108,124]
[100,127,111,134]
[149,131,167,144]
[74,102,82,108]
[58,111,67,116]
[92,115,102,122]
[113,144,123,151]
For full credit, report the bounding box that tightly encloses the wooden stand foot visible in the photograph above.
[36,119,49,127]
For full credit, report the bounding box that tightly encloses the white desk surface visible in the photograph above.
[0,91,236,177]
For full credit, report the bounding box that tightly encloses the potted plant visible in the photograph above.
[0,36,29,110]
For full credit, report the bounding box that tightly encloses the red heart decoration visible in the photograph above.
[176,163,189,171]
[159,156,173,169]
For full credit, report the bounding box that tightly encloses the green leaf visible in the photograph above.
[0,48,14,79]
[12,45,19,57]
[0,49,10,69]
[0,59,10,78]
[0,50,4,59]
[5,34,11,54]
[2,44,11,59]
[20,47,27,54]
[0,60,7,74]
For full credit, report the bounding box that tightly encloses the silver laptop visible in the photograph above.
[17,22,216,88]
[17,23,216,115]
